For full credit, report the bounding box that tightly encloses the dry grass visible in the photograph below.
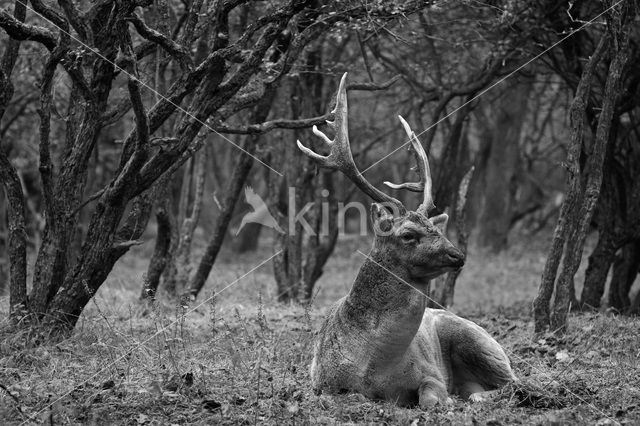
[0,231,639,425]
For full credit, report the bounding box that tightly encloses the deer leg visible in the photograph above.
[458,381,501,403]
[469,390,501,403]
[418,377,450,409]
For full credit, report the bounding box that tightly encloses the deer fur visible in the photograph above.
[310,206,516,408]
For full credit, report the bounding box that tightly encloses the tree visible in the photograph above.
[534,1,635,333]
[0,0,430,337]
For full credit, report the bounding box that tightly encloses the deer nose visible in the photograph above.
[445,247,465,268]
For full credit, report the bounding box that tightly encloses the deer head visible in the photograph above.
[297,73,464,284]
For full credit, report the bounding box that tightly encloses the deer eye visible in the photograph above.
[399,233,418,243]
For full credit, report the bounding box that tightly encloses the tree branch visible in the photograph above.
[38,47,66,228]
[0,9,57,50]
[57,0,92,42]
[213,114,331,134]
[31,0,68,30]
[99,96,132,127]
[107,28,150,200]
[127,12,192,70]
[212,76,401,135]
[128,75,149,155]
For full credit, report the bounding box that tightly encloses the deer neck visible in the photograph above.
[342,249,429,355]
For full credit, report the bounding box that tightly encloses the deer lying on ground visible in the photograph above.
[297,73,516,408]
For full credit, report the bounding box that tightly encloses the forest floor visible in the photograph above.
[1,231,639,425]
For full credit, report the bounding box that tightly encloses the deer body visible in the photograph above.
[310,215,515,407]
[298,73,515,408]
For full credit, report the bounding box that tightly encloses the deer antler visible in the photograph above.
[384,116,435,216]
[297,73,406,214]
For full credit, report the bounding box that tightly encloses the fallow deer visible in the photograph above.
[297,73,516,408]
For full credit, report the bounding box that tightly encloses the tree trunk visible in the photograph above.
[0,188,7,293]
[430,166,474,308]
[272,42,337,303]
[162,146,206,296]
[141,183,173,300]
[580,227,617,309]
[533,34,608,333]
[30,5,120,317]
[188,138,256,298]
[0,0,28,317]
[188,23,295,299]
[0,152,27,315]
[549,28,629,333]
[188,95,277,298]
[476,82,530,253]
[301,172,339,301]
[608,241,640,312]
[42,184,159,335]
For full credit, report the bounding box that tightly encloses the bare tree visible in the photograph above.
[0,0,430,337]
[534,4,633,333]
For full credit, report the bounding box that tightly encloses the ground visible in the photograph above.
[0,231,639,425]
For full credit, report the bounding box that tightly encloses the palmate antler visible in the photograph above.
[297,72,436,216]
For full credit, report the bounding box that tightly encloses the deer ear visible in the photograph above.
[430,213,448,234]
[371,203,394,235]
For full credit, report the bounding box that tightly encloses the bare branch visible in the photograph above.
[111,239,144,250]
[0,9,56,50]
[31,0,67,30]
[179,0,204,46]
[150,136,179,146]
[38,47,66,227]
[128,75,149,154]
[67,188,106,218]
[57,0,92,42]
[106,25,150,201]
[345,75,401,91]
[99,97,132,127]
[213,114,331,134]
[213,76,401,134]
[0,0,26,81]
[222,0,255,12]
[127,12,192,69]
[61,60,94,100]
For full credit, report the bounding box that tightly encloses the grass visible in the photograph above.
[0,230,639,425]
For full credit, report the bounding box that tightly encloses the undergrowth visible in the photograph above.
[0,233,638,425]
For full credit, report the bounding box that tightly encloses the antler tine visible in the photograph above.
[383,116,435,215]
[297,73,405,214]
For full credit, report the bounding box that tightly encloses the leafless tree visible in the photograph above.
[0,0,431,337]
[534,2,635,333]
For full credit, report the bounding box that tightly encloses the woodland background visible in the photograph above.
[0,0,639,424]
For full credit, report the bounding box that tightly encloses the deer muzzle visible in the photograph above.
[444,246,465,269]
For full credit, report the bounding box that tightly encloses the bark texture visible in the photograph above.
[0,0,28,316]
[549,28,629,332]
[533,34,608,333]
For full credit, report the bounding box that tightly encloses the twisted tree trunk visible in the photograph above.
[549,29,629,332]
[0,0,28,317]
[533,34,607,333]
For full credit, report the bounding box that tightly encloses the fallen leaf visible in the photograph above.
[203,399,222,412]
